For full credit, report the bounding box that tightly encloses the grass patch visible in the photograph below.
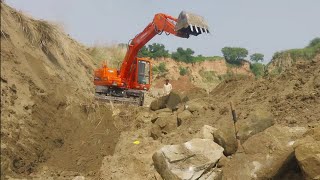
[217,70,249,81]
[199,70,220,83]
[273,39,320,62]
[9,5,73,60]
[193,55,224,62]
[89,45,126,68]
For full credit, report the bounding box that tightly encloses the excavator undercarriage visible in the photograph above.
[95,86,144,106]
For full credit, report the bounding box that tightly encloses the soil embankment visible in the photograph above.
[1,3,119,178]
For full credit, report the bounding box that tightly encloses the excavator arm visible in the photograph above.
[119,14,185,80]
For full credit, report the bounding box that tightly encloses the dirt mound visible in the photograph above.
[1,3,118,178]
[210,57,320,127]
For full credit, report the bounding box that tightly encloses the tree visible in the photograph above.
[171,47,195,63]
[250,63,265,78]
[221,47,248,64]
[138,43,169,58]
[250,53,264,63]
[148,43,169,58]
[138,46,151,57]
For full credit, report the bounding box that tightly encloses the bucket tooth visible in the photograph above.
[190,24,193,32]
[201,27,205,33]
[202,28,206,33]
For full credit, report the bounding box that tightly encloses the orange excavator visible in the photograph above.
[94,11,209,105]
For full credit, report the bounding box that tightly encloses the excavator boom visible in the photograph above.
[94,11,209,106]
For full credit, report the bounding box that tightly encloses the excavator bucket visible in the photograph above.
[175,11,210,36]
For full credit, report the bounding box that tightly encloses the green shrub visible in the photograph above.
[157,62,168,73]
[179,67,188,76]
[250,63,265,78]
[217,70,234,81]
[272,37,320,62]
[152,62,168,75]
[152,66,159,74]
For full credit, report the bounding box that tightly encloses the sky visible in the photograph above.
[6,0,320,62]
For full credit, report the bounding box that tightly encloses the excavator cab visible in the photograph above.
[138,59,150,85]
[136,58,151,90]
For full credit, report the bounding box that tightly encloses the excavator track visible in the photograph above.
[95,93,144,106]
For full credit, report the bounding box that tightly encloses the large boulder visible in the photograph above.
[294,126,320,179]
[150,114,178,139]
[150,125,162,140]
[213,118,238,156]
[155,114,178,134]
[150,95,168,111]
[153,138,224,180]
[222,125,307,179]
[151,109,172,123]
[177,110,192,126]
[150,92,182,111]
[295,141,320,179]
[237,109,274,143]
[166,92,182,110]
[135,111,152,123]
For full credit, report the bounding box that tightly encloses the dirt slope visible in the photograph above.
[1,3,118,178]
[210,57,320,127]
[151,57,253,93]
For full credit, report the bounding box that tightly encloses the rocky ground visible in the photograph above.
[1,2,320,180]
[101,56,319,180]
